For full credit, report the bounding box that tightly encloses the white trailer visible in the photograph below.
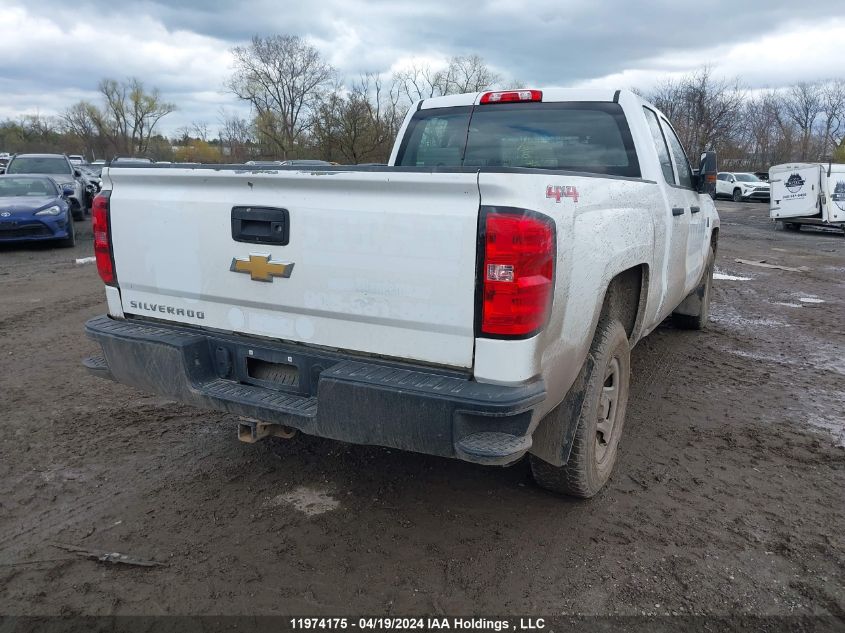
[770,162,845,233]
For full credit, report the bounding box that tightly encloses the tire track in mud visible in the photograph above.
[0,291,104,335]
[629,330,678,405]
[0,402,233,553]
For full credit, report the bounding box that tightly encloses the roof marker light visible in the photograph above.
[480,90,542,104]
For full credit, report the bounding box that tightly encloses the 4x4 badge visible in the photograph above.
[546,185,579,203]
[230,254,294,282]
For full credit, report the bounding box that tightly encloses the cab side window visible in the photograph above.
[642,107,675,184]
[660,120,693,188]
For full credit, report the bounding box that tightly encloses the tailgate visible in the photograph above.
[106,167,481,368]
[770,164,821,219]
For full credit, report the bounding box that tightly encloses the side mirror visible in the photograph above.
[74,169,82,177]
[62,187,74,197]
[697,151,717,196]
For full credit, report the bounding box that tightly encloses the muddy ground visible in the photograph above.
[0,201,843,619]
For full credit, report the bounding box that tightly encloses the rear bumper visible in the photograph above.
[84,315,546,465]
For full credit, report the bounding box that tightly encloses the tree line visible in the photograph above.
[1,34,843,167]
[649,67,845,169]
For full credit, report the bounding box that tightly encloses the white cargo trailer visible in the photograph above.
[769,162,845,232]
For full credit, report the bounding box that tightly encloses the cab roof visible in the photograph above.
[418,88,624,109]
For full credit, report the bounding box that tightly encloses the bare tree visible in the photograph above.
[227,35,335,158]
[819,80,845,157]
[218,109,254,162]
[61,78,175,158]
[734,91,792,169]
[191,121,210,142]
[393,64,443,102]
[313,74,402,163]
[781,82,824,161]
[61,101,103,159]
[440,55,501,94]
[650,67,745,161]
[1,114,63,153]
[128,80,175,154]
[393,54,500,104]
[77,78,176,156]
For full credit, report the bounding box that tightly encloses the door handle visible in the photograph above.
[231,206,290,245]
[671,207,685,217]
[690,206,701,214]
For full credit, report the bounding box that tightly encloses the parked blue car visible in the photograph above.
[0,175,76,247]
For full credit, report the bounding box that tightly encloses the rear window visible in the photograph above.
[396,102,640,178]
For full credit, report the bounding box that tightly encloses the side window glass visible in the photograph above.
[396,109,470,167]
[642,107,675,185]
[660,120,693,188]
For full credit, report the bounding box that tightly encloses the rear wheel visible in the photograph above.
[732,188,742,202]
[529,318,631,498]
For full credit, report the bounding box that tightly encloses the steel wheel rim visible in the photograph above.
[595,356,621,464]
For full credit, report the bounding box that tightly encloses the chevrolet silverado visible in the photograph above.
[83,88,719,498]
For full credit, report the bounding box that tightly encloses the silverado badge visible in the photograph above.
[230,254,294,282]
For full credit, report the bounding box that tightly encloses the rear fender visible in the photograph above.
[530,262,647,466]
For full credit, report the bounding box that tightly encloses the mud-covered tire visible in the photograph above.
[673,247,715,331]
[529,319,631,498]
[732,188,742,202]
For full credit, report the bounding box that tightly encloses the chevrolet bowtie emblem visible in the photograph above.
[230,254,294,282]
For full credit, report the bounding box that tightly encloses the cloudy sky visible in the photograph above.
[2,0,845,134]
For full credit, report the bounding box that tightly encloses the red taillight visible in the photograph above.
[481,210,555,337]
[91,191,116,285]
[479,90,542,104]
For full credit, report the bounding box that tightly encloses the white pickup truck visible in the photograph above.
[84,89,719,498]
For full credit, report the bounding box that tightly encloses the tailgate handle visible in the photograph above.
[231,206,290,245]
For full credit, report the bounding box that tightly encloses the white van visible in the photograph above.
[769,162,845,232]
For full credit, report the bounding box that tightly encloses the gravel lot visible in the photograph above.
[0,201,843,619]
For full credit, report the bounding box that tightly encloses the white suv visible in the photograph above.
[716,172,770,202]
